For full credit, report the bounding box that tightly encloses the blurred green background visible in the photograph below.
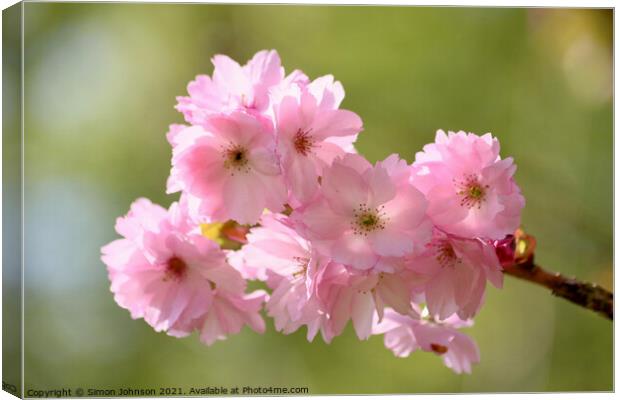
[15,4,613,394]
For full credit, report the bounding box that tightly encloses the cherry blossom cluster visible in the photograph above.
[101,50,525,374]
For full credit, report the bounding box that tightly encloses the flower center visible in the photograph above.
[433,240,460,268]
[223,144,250,174]
[292,256,310,278]
[165,256,188,281]
[360,213,379,227]
[352,204,387,236]
[293,129,315,156]
[455,173,489,209]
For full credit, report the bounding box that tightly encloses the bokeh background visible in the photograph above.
[11,4,614,394]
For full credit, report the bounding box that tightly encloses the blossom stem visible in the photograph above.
[503,256,613,320]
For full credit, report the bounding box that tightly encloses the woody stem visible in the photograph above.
[503,256,613,320]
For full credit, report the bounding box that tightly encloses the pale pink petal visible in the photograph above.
[244,49,283,87]
[286,153,320,201]
[332,233,379,270]
[249,147,281,176]
[351,292,375,340]
[425,269,459,320]
[222,173,267,225]
[442,332,480,374]
[299,199,349,239]
[369,227,414,257]
[307,74,345,110]
[366,164,396,207]
[321,160,369,215]
[309,109,363,140]
[276,95,303,138]
[212,54,250,97]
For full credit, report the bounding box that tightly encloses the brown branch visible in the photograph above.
[503,256,613,320]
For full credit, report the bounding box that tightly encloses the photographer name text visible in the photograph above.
[25,385,309,397]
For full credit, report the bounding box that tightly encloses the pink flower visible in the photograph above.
[316,265,422,340]
[296,153,432,270]
[412,130,525,240]
[373,307,480,374]
[231,213,308,281]
[408,229,503,320]
[167,111,287,225]
[275,76,363,202]
[100,198,265,345]
[233,212,422,342]
[197,290,266,346]
[176,49,302,124]
[231,213,333,341]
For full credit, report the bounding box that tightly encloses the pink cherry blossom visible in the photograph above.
[231,213,334,342]
[274,76,363,202]
[297,153,432,270]
[373,307,480,374]
[167,111,287,225]
[316,264,423,340]
[100,198,265,344]
[196,289,266,346]
[176,49,304,124]
[102,50,536,372]
[233,212,423,342]
[411,129,525,240]
[408,229,503,320]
